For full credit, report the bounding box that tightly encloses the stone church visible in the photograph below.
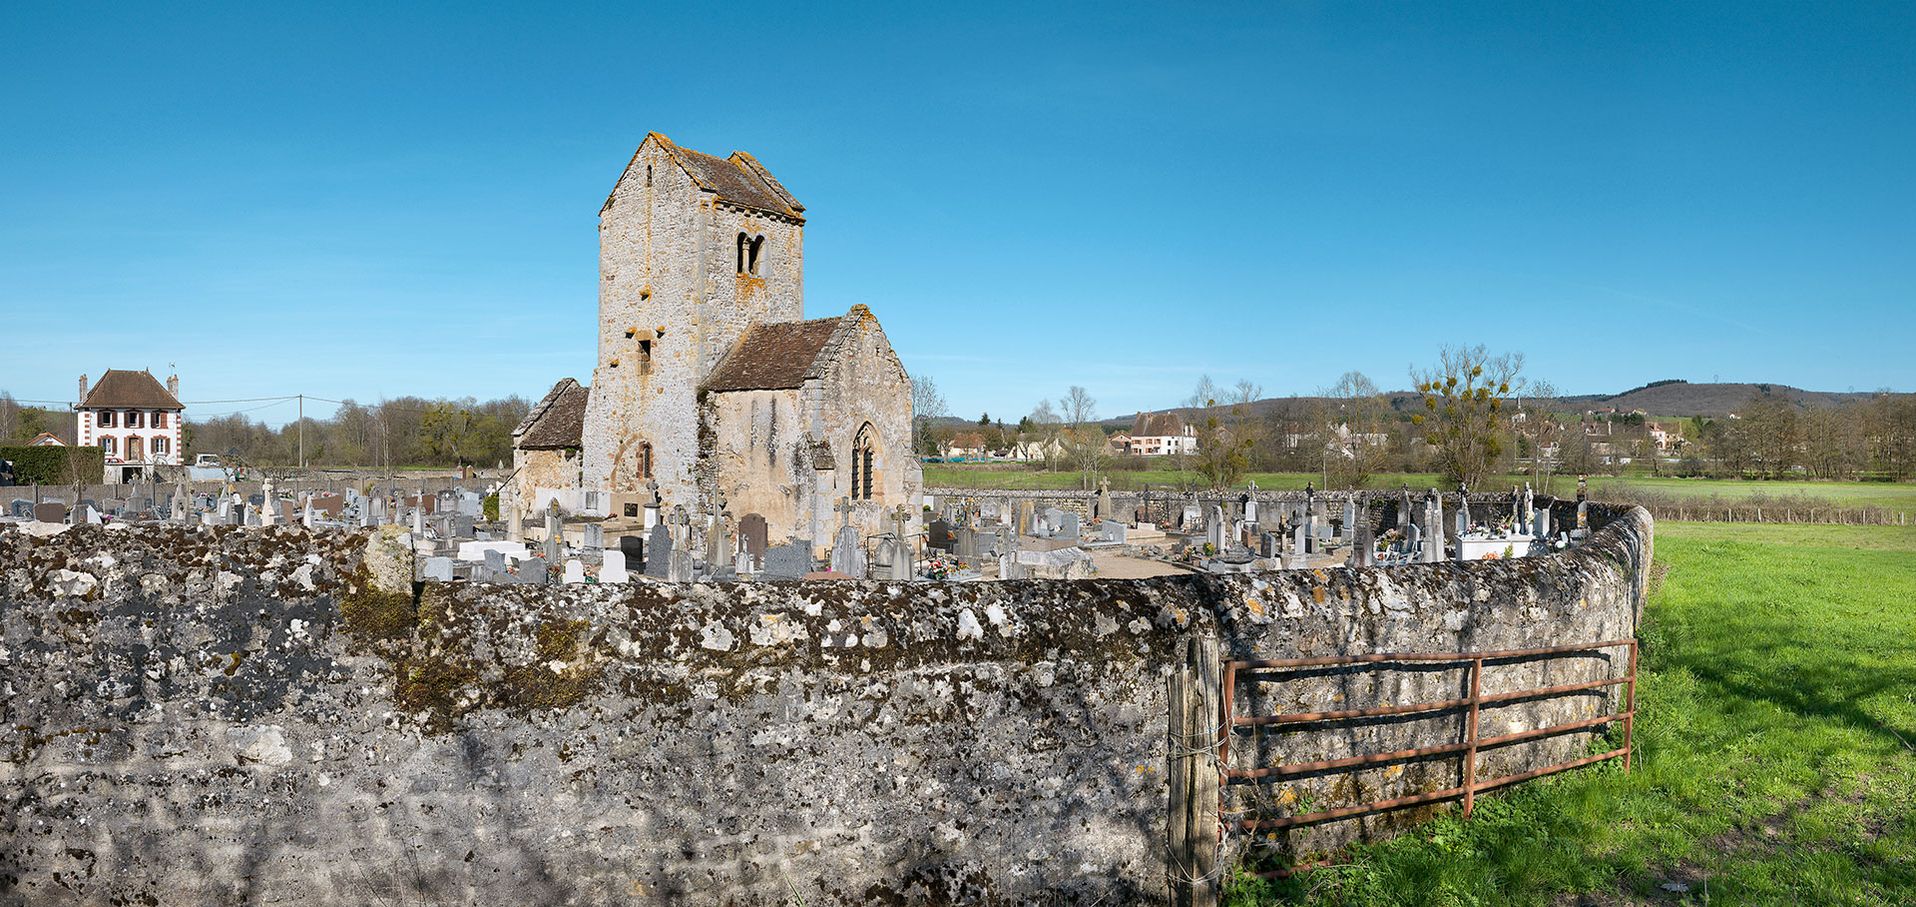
[510,133,921,559]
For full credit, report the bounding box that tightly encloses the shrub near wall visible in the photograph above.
[0,445,103,485]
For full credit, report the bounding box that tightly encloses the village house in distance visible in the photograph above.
[508,133,921,559]
[75,369,185,484]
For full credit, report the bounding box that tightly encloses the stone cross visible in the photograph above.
[837,496,855,528]
[543,500,561,562]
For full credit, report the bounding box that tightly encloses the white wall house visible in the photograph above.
[76,370,185,484]
[1120,412,1199,457]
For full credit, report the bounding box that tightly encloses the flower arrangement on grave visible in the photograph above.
[921,553,958,581]
[1375,528,1401,555]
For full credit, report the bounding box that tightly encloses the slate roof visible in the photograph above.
[1131,412,1187,438]
[652,134,804,219]
[703,318,845,392]
[514,378,589,450]
[79,370,183,410]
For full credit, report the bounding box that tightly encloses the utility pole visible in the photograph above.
[296,394,305,503]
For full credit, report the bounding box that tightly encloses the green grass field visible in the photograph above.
[920,465,1916,513]
[1226,521,1916,905]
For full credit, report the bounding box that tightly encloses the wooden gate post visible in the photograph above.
[1167,635,1222,907]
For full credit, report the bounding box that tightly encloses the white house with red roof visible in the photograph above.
[75,370,185,483]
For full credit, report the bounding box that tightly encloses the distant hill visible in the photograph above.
[939,380,1886,436]
[1553,380,1877,418]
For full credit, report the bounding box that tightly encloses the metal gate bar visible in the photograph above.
[1220,638,1637,833]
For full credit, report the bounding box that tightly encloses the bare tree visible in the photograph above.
[1410,345,1524,488]
[1059,386,1105,489]
[1182,375,1221,410]
[0,391,18,443]
[1515,379,1563,488]
[911,375,949,455]
[1316,371,1387,489]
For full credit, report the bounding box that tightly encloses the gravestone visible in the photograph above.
[645,523,673,578]
[955,527,978,559]
[583,522,604,551]
[830,524,867,579]
[1206,506,1228,551]
[927,518,955,551]
[1292,524,1307,558]
[1342,499,1358,541]
[1242,494,1258,525]
[34,502,67,523]
[520,557,548,584]
[1179,504,1201,529]
[1058,512,1080,541]
[764,542,812,580]
[1534,507,1551,540]
[738,513,769,570]
[1259,531,1281,559]
[1350,523,1376,567]
[10,499,35,519]
[563,559,586,584]
[423,557,453,581]
[1405,523,1422,560]
[620,534,645,564]
[600,550,629,583]
[1100,519,1126,544]
[708,513,735,571]
[484,549,506,574]
[875,537,904,581]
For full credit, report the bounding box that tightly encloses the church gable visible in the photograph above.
[807,305,907,390]
[604,132,804,220]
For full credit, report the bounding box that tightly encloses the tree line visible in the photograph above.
[0,391,530,470]
[911,347,1916,491]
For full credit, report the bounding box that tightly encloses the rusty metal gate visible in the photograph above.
[1167,637,1638,902]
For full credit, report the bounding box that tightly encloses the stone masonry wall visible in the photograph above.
[0,504,1651,904]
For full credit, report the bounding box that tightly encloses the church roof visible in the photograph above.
[79,370,182,410]
[652,133,804,220]
[514,378,589,450]
[703,317,845,392]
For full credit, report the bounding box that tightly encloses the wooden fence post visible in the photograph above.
[1167,635,1222,907]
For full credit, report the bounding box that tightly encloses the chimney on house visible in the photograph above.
[77,374,88,409]
[167,374,180,399]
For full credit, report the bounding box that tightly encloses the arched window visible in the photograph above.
[737,232,766,276]
[851,423,878,501]
[638,442,654,480]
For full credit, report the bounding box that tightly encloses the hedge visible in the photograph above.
[0,445,105,485]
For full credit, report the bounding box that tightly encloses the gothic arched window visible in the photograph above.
[638,442,654,480]
[851,423,878,501]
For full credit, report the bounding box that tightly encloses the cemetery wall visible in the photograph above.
[0,503,1651,905]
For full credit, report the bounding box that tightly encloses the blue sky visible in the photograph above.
[3,1,1912,426]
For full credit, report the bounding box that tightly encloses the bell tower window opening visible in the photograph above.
[737,232,766,276]
[638,442,654,480]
